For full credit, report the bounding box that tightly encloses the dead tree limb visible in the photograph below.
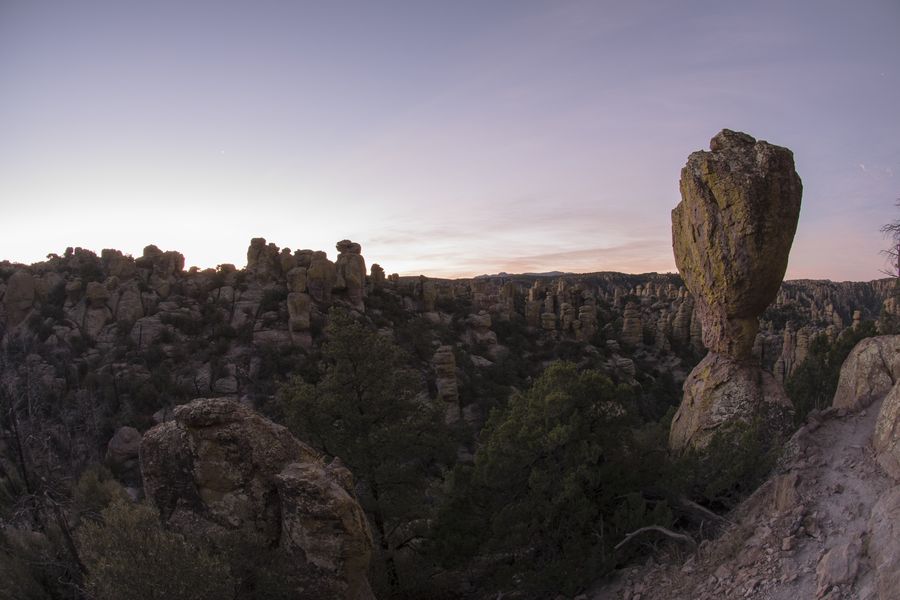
[614,526,697,551]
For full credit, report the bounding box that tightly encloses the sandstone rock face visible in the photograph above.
[4,270,35,327]
[868,485,900,600]
[832,335,900,411]
[669,353,793,450]
[669,130,801,452]
[140,398,374,599]
[672,129,802,359]
[874,382,900,480]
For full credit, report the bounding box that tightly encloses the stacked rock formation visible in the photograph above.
[141,398,375,599]
[432,345,460,423]
[669,130,802,452]
[334,240,367,311]
[620,302,643,347]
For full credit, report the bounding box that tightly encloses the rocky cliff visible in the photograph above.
[591,335,900,600]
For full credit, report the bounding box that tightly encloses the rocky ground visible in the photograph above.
[591,399,896,600]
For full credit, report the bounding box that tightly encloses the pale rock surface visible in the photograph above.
[867,485,900,600]
[832,335,900,411]
[873,380,900,480]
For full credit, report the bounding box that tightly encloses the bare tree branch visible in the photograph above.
[614,526,697,551]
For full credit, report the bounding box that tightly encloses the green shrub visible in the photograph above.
[77,501,234,600]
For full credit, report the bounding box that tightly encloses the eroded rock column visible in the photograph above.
[669,129,802,452]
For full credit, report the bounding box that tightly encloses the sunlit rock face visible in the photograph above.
[669,130,802,452]
[140,398,375,600]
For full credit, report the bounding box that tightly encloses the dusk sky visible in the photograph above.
[1,1,898,280]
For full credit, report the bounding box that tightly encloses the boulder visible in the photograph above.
[140,398,374,599]
[874,381,900,480]
[669,353,793,452]
[106,426,142,472]
[672,129,802,359]
[832,335,900,411]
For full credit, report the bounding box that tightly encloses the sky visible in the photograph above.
[1,0,898,280]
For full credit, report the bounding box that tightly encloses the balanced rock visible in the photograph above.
[140,398,374,599]
[669,130,801,452]
[334,240,367,310]
[672,129,802,359]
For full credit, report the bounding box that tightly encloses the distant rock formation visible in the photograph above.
[669,130,802,452]
[432,345,460,423]
[334,240,367,311]
[140,398,375,599]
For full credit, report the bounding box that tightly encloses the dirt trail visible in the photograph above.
[590,401,894,600]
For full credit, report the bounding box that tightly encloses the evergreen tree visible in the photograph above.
[470,362,673,595]
[279,308,453,597]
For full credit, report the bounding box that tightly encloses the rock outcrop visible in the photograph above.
[140,398,374,599]
[669,130,801,452]
[334,240,367,311]
[831,335,900,411]
[669,352,793,450]
[4,270,35,327]
[433,345,460,423]
[874,382,900,480]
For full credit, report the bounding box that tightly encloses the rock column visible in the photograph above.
[669,130,802,452]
